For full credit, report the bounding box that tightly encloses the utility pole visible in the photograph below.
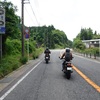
[22,0,24,57]
[0,35,2,60]
[21,0,29,57]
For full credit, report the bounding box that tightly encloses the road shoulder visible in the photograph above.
[0,53,43,92]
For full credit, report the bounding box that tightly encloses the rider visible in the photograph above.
[44,47,51,60]
[60,48,73,71]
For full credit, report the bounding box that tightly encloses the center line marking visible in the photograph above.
[72,65,100,93]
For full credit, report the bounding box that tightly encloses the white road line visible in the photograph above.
[0,60,42,100]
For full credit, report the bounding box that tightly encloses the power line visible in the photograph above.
[28,0,40,25]
[24,6,36,25]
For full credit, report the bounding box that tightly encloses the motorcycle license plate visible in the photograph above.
[67,67,72,70]
[46,57,48,59]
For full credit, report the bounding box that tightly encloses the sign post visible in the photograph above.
[0,35,2,60]
[0,9,5,60]
[24,28,30,61]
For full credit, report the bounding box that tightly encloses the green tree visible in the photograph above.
[29,25,70,49]
[0,1,21,54]
[93,31,100,39]
[51,29,68,48]
[77,28,93,40]
[73,38,86,50]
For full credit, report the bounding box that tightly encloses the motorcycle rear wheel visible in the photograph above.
[46,60,48,64]
[67,71,71,79]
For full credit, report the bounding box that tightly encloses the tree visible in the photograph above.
[51,29,68,48]
[29,25,70,49]
[73,38,86,50]
[77,28,93,40]
[0,1,21,54]
[93,31,100,39]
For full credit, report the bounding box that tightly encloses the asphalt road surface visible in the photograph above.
[0,49,100,100]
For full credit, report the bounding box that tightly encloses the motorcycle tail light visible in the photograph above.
[67,63,71,66]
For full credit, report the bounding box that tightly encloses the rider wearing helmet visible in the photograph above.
[61,48,73,71]
[61,48,72,59]
[44,47,51,60]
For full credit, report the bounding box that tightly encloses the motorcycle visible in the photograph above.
[45,53,50,64]
[60,57,73,79]
[63,61,73,79]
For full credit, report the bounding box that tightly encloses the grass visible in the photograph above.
[0,54,22,78]
[0,47,44,79]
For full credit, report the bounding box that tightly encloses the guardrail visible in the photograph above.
[73,52,100,61]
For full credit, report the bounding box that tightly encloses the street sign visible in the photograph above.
[0,9,5,34]
[24,28,30,39]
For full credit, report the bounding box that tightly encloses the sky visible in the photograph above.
[2,0,100,41]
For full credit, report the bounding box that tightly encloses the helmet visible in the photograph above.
[66,48,70,52]
[46,47,49,50]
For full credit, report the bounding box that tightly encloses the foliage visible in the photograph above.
[29,25,72,49]
[73,38,86,50]
[54,44,64,49]
[24,39,36,54]
[50,30,68,48]
[73,27,99,55]
[0,1,21,54]
[20,56,28,64]
[76,28,93,40]
[32,47,44,59]
[0,55,21,78]
[74,47,99,57]
[88,47,99,55]
[76,27,100,41]
[5,38,21,55]
[93,31,100,39]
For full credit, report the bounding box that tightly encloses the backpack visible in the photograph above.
[45,50,50,53]
[65,52,71,61]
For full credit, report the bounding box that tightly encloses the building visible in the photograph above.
[82,39,100,48]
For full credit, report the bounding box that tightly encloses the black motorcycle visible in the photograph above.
[45,54,50,64]
[63,61,73,79]
[60,57,73,79]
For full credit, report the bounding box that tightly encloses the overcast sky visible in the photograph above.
[2,0,100,41]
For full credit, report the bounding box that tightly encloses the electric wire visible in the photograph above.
[28,0,40,25]
[24,6,36,25]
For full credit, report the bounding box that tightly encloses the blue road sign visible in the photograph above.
[0,9,5,34]
[24,28,30,39]
[0,27,5,33]
[25,33,29,39]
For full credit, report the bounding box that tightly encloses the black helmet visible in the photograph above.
[66,48,70,52]
[46,47,49,50]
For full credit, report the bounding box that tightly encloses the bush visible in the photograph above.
[75,47,99,58]
[55,44,64,49]
[0,55,21,78]
[5,39,21,55]
[25,40,36,54]
[32,47,44,59]
[20,56,28,64]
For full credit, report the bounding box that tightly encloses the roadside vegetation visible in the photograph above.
[73,28,100,58]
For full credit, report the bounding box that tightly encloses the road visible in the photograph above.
[0,49,100,100]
